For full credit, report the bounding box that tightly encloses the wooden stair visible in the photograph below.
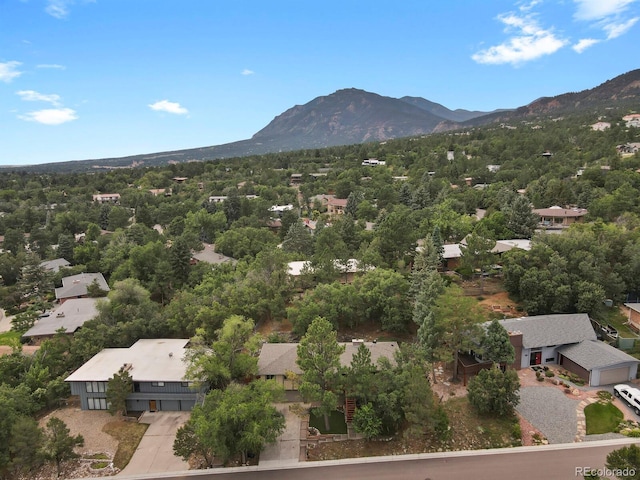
[345,397,356,423]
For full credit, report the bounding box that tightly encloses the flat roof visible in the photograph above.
[65,339,190,383]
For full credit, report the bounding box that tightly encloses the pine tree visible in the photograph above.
[297,317,345,431]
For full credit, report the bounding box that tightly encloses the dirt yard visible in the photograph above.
[24,399,126,479]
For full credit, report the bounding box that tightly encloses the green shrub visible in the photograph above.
[511,422,522,440]
[597,390,613,402]
[544,370,554,378]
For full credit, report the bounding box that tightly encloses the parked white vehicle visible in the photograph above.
[614,384,640,414]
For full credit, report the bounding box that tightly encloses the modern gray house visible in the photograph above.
[500,314,639,386]
[65,339,199,412]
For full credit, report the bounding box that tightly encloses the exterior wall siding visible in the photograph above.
[70,381,198,411]
[520,346,559,368]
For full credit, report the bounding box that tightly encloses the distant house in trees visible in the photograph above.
[327,197,347,216]
[361,159,386,166]
[287,259,373,283]
[22,298,99,344]
[421,239,530,272]
[617,143,640,155]
[172,177,188,183]
[65,339,198,411]
[208,195,259,203]
[289,173,303,185]
[458,314,639,387]
[591,122,611,131]
[623,114,640,128]
[40,258,71,273]
[269,204,294,216]
[148,188,172,197]
[190,243,237,266]
[533,206,588,229]
[92,193,120,204]
[55,273,110,303]
[309,194,335,211]
[257,339,398,392]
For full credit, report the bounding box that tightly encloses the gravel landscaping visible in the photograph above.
[516,386,580,444]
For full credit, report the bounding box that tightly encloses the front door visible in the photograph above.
[529,351,542,366]
[149,400,157,412]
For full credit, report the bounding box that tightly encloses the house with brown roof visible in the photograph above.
[257,339,398,392]
[532,206,588,229]
[327,197,348,216]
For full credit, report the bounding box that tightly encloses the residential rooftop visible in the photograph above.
[65,339,191,383]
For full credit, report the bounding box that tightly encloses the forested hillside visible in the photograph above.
[0,107,639,475]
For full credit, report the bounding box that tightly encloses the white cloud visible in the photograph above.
[148,100,188,115]
[46,0,71,19]
[16,90,62,106]
[0,61,23,83]
[472,13,567,65]
[19,108,78,125]
[241,69,255,76]
[37,64,66,70]
[603,17,639,37]
[572,38,600,52]
[574,0,637,21]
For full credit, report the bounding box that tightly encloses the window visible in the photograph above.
[151,381,165,387]
[181,382,193,388]
[85,381,105,393]
[266,375,275,380]
[87,398,107,410]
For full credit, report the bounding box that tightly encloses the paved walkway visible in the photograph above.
[0,309,13,333]
[259,403,307,466]
[117,411,191,476]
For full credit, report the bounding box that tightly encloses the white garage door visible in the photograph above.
[598,366,630,386]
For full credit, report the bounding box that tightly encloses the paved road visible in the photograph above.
[108,439,640,480]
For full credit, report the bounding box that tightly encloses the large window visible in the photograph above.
[151,381,165,387]
[85,381,105,393]
[87,398,107,410]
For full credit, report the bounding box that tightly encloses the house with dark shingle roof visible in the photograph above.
[40,258,71,273]
[22,298,99,344]
[500,314,638,386]
[55,273,110,303]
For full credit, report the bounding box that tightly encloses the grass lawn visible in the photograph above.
[0,330,20,346]
[598,308,637,339]
[585,402,623,434]
[309,410,347,434]
[102,421,149,470]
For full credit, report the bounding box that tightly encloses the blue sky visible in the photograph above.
[1,0,638,166]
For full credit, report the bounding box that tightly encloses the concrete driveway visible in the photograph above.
[259,403,304,466]
[118,411,191,476]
